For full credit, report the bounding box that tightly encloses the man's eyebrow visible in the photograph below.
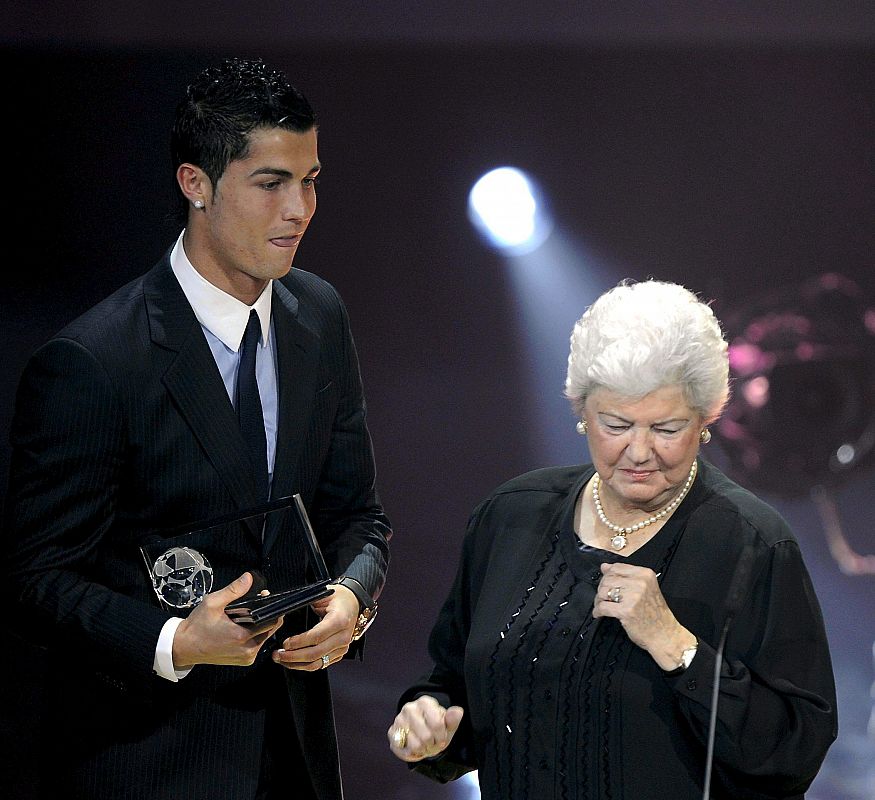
[249,164,322,179]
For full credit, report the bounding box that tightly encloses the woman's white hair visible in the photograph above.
[564,280,729,422]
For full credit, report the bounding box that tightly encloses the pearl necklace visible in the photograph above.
[592,461,698,550]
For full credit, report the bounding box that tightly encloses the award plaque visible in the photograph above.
[139,494,334,623]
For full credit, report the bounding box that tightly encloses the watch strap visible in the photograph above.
[336,576,376,612]
[337,576,378,642]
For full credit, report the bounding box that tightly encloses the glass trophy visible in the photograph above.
[139,494,333,623]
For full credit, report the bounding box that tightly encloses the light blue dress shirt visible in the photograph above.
[170,231,278,484]
[153,231,281,682]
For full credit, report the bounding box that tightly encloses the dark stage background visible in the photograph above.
[1,6,873,799]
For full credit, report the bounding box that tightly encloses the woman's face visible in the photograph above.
[583,384,703,514]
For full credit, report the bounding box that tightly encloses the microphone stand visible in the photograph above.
[702,617,731,800]
[702,543,756,800]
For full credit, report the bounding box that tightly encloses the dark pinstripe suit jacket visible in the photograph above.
[3,252,391,799]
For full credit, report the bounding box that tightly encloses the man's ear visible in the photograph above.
[176,163,212,210]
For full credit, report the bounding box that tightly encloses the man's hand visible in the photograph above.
[172,572,285,670]
[271,584,359,671]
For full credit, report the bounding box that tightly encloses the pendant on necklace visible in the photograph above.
[610,534,627,550]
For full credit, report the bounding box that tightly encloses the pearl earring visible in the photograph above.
[193,199,204,209]
[576,420,587,436]
[699,428,711,444]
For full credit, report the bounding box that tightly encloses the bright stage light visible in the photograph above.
[468,167,552,255]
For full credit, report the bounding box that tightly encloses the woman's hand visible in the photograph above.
[593,562,696,671]
[387,695,465,762]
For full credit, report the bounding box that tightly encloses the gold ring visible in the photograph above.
[392,727,409,749]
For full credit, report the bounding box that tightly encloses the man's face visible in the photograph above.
[194,126,320,303]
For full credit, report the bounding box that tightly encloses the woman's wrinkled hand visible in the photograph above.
[593,562,695,671]
[387,695,464,762]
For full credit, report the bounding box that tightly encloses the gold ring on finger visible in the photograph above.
[392,727,409,749]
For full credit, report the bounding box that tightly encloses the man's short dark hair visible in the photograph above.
[170,57,316,224]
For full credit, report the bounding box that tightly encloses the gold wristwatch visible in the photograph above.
[337,576,378,641]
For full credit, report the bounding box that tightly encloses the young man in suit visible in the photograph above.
[3,58,391,799]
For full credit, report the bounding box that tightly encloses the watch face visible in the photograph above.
[681,646,697,669]
[351,606,378,642]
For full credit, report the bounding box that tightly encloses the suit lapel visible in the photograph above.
[144,257,262,546]
[264,280,319,555]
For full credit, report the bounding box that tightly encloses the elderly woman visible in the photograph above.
[389,280,837,799]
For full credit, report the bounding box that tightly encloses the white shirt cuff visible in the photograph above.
[153,617,194,682]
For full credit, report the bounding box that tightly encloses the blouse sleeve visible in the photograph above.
[671,534,838,797]
[395,502,492,783]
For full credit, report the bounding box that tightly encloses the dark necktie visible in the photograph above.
[237,310,269,502]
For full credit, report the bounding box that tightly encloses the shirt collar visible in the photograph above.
[170,230,272,352]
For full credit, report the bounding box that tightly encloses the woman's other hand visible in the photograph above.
[388,695,465,762]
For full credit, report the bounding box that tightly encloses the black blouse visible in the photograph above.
[399,460,837,799]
